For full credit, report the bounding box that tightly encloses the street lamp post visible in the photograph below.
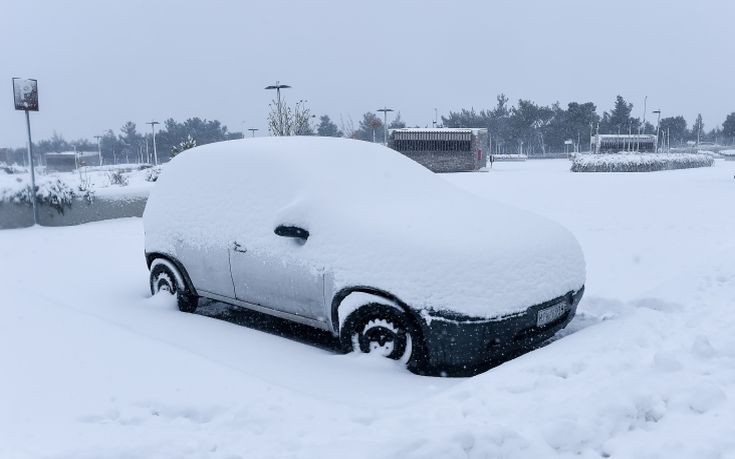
[146,121,160,165]
[652,110,661,152]
[94,135,103,166]
[377,107,394,145]
[265,81,291,135]
[248,128,259,137]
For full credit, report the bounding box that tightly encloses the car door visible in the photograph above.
[228,234,326,320]
[175,239,235,298]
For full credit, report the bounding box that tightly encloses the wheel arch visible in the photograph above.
[330,286,422,334]
[146,252,198,296]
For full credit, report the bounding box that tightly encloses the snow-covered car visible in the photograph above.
[143,137,585,373]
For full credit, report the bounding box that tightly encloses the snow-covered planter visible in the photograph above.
[570,153,715,172]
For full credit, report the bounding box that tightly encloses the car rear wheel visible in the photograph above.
[149,260,198,313]
[340,304,423,368]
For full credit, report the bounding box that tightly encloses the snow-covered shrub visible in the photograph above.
[0,163,27,174]
[145,166,162,182]
[1,178,76,214]
[571,153,715,172]
[720,150,735,160]
[107,169,129,186]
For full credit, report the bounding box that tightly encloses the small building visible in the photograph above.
[591,134,658,154]
[44,151,100,172]
[388,128,488,173]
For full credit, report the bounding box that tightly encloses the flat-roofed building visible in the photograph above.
[591,134,658,154]
[388,128,488,173]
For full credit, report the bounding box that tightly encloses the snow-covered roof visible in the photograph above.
[144,137,584,318]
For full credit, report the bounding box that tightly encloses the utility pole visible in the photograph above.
[146,121,160,165]
[265,81,291,135]
[377,107,394,144]
[248,128,259,137]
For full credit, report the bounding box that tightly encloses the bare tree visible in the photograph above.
[340,114,356,139]
[268,98,314,136]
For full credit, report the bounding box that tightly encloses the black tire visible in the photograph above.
[149,260,198,313]
[340,303,425,370]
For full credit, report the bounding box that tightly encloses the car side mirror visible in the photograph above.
[274,225,309,241]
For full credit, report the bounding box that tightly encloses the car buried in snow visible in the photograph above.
[143,137,585,374]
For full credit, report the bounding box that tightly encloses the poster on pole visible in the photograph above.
[12,78,39,111]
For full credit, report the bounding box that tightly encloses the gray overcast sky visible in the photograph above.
[1,0,734,147]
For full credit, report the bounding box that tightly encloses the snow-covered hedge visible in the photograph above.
[720,149,735,160]
[0,177,94,214]
[570,153,715,172]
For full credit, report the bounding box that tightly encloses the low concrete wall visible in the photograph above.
[0,194,148,230]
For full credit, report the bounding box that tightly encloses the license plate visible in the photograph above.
[537,301,568,327]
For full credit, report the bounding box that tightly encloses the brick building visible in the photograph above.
[388,128,488,173]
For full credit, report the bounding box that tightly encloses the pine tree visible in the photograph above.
[692,114,704,143]
[170,135,197,157]
[316,115,343,137]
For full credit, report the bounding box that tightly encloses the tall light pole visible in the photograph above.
[248,128,259,137]
[146,121,160,165]
[652,110,661,152]
[94,135,103,166]
[265,81,291,135]
[377,107,394,144]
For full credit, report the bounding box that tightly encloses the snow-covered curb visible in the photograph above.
[571,153,715,172]
[492,154,528,161]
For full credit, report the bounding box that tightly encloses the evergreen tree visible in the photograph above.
[722,112,735,143]
[170,135,197,157]
[355,112,383,142]
[600,95,634,133]
[316,115,342,137]
[388,112,406,129]
[692,114,704,143]
[659,116,688,147]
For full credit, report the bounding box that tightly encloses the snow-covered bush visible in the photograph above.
[145,166,162,182]
[1,178,77,214]
[720,149,735,160]
[571,153,715,172]
[0,163,27,174]
[107,169,129,186]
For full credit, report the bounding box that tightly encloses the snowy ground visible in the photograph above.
[2,159,735,458]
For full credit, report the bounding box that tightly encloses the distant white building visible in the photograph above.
[591,134,657,154]
[44,151,100,172]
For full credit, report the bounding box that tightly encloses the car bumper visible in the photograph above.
[415,287,584,375]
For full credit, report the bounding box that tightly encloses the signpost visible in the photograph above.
[12,78,39,225]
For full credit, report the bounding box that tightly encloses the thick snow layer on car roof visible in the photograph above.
[144,137,585,318]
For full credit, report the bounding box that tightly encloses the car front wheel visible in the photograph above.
[340,304,423,368]
[149,260,198,313]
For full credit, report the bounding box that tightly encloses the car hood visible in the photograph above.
[276,184,586,319]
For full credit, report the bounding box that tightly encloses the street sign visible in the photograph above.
[12,78,39,111]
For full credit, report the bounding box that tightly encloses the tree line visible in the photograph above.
[3,94,735,165]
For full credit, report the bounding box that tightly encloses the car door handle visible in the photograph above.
[232,241,247,253]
